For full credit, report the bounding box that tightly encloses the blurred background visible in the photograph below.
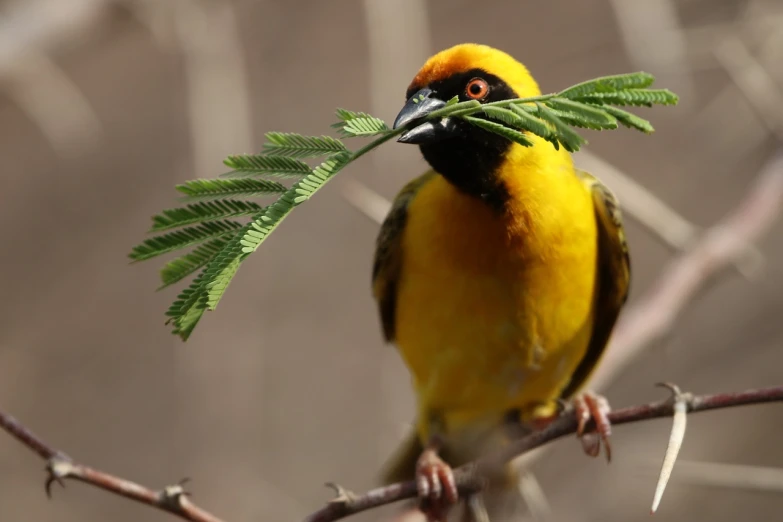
[1,0,782,520]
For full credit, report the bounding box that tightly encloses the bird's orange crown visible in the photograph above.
[407,43,542,99]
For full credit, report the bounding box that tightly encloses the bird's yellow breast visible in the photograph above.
[395,142,599,440]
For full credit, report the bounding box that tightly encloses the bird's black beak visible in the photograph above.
[393,88,459,144]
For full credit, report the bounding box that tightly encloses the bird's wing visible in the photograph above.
[372,171,436,342]
[561,169,631,398]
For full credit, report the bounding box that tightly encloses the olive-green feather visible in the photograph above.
[372,171,437,342]
[561,169,631,398]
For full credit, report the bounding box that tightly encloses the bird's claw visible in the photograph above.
[573,391,612,462]
[416,448,458,522]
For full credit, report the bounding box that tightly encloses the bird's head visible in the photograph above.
[394,44,548,208]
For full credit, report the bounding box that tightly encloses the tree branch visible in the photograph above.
[303,385,783,522]
[0,411,224,522]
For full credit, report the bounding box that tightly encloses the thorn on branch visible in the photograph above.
[650,383,690,514]
[160,481,190,510]
[45,457,74,498]
[1,409,225,522]
[325,482,357,506]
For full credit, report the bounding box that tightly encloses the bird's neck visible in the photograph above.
[420,136,564,214]
[419,135,511,212]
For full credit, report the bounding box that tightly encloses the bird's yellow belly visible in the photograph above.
[395,174,598,439]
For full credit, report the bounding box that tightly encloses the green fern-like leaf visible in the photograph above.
[176,178,287,201]
[332,108,373,128]
[130,220,243,261]
[150,200,264,231]
[578,89,679,107]
[601,106,655,133]
[221,155,311,178]
[165,270,209,339]
[242,154,351,253]
[165,154,353,337]
[534,102,586,152]
[482,106,525,127]
[545,98,618,130]
[342,117,390,137]
[333,108,374,123]
[158,236,235,288]
[558,72,655,99]
[333,109,390,137]
[462,116,533,147]
[262,132,347,158]
[507,104,553,139]
[164,218,259,339]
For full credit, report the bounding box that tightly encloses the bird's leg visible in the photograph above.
[572,391,612,462]
[416,435,458,522]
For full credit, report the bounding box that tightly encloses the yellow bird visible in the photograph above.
[372,44,630,519]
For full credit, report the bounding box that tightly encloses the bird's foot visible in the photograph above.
[572,391,612,462]
[416,447,458,522]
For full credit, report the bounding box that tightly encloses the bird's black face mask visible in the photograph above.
[392,69,519,211]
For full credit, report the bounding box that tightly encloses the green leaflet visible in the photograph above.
[176,178,287,201]
[578,89,679,107]
[332,109,390,137]
[221,155,311,178]
[166,270,209,338]
[159,236,235,288]
[558,72,655,99]
[462,116,534,147]
[130,220,243,261]
[165,219,258,339]
[341,117,390,137]
[546,98,618,130]
[508,104,553,139]
[534,102,586,152]
[262,132,347,158]
[601,106,655,133]
[150,200,264,231]
[332,108,376,125]
[241,154,351,254]
[482,106,525,127]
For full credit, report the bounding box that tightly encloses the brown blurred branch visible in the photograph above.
[0,411,224,522]
[589,151,783,389]
[305,386,783,522]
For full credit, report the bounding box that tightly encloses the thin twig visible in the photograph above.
[0,411,224,522]
[304,386,783,522]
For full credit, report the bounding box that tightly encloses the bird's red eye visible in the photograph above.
[465,78,489,100]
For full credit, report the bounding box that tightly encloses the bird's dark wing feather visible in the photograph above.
[372,171,436,342]
[561,169,631,398]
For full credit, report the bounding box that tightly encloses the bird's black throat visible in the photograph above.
[412,68,519,213]
[419,126,513,213]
